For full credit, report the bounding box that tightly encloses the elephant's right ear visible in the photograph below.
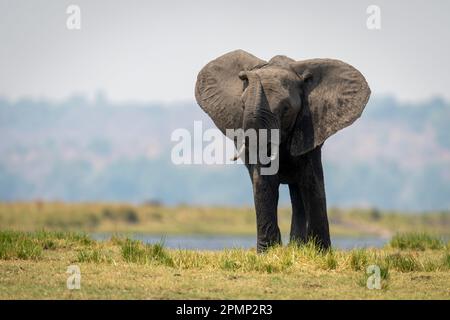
[289,59,371,156]
[195,50,267,134]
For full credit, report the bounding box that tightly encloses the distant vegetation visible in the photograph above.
[1,202,450,237]
[0,230,449,299]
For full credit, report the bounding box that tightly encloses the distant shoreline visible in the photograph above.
[1,202,449,237]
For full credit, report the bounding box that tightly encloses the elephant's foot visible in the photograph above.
[306,230,331,251]
[257,227,282,253]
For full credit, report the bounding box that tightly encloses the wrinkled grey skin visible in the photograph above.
[195,50,370,252]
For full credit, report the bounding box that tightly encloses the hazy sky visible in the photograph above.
[1,0,449,103]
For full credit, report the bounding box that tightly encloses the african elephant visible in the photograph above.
[195,50,370,252]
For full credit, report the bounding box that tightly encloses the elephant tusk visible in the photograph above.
[231,143,245,161]
[270,144,279,161]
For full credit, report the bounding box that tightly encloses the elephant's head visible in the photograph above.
[195,50,370,160]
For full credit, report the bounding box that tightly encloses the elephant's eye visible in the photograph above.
[242,79,249,91]
[280,101,289,113]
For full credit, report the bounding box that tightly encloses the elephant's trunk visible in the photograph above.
[232,72,280,162]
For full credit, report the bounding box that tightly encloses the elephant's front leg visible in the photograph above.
[249,165,281,253]
[300,147,331,249]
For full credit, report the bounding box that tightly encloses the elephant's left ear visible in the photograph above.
[289,59,371,156]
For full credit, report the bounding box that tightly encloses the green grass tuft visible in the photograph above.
[324,251,338,270]
[443,252,450,269]
[385,253,420,272]
[77,247,113,263]
[147,241,174,266]
[120,238,173,266]
[350,249,368,271]
[0,230,93,260]
[121,239,147,263]
[0,231,43,260]
[389,232,444,251]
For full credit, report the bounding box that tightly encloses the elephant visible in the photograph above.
[195,50,370,252]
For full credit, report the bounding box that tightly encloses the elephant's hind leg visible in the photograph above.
[248,165,282,253]
[289,183,308,245]
[299,147,331,249]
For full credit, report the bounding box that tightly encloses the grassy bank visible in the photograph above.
[1,202,449,237]
[0,231,449,299]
